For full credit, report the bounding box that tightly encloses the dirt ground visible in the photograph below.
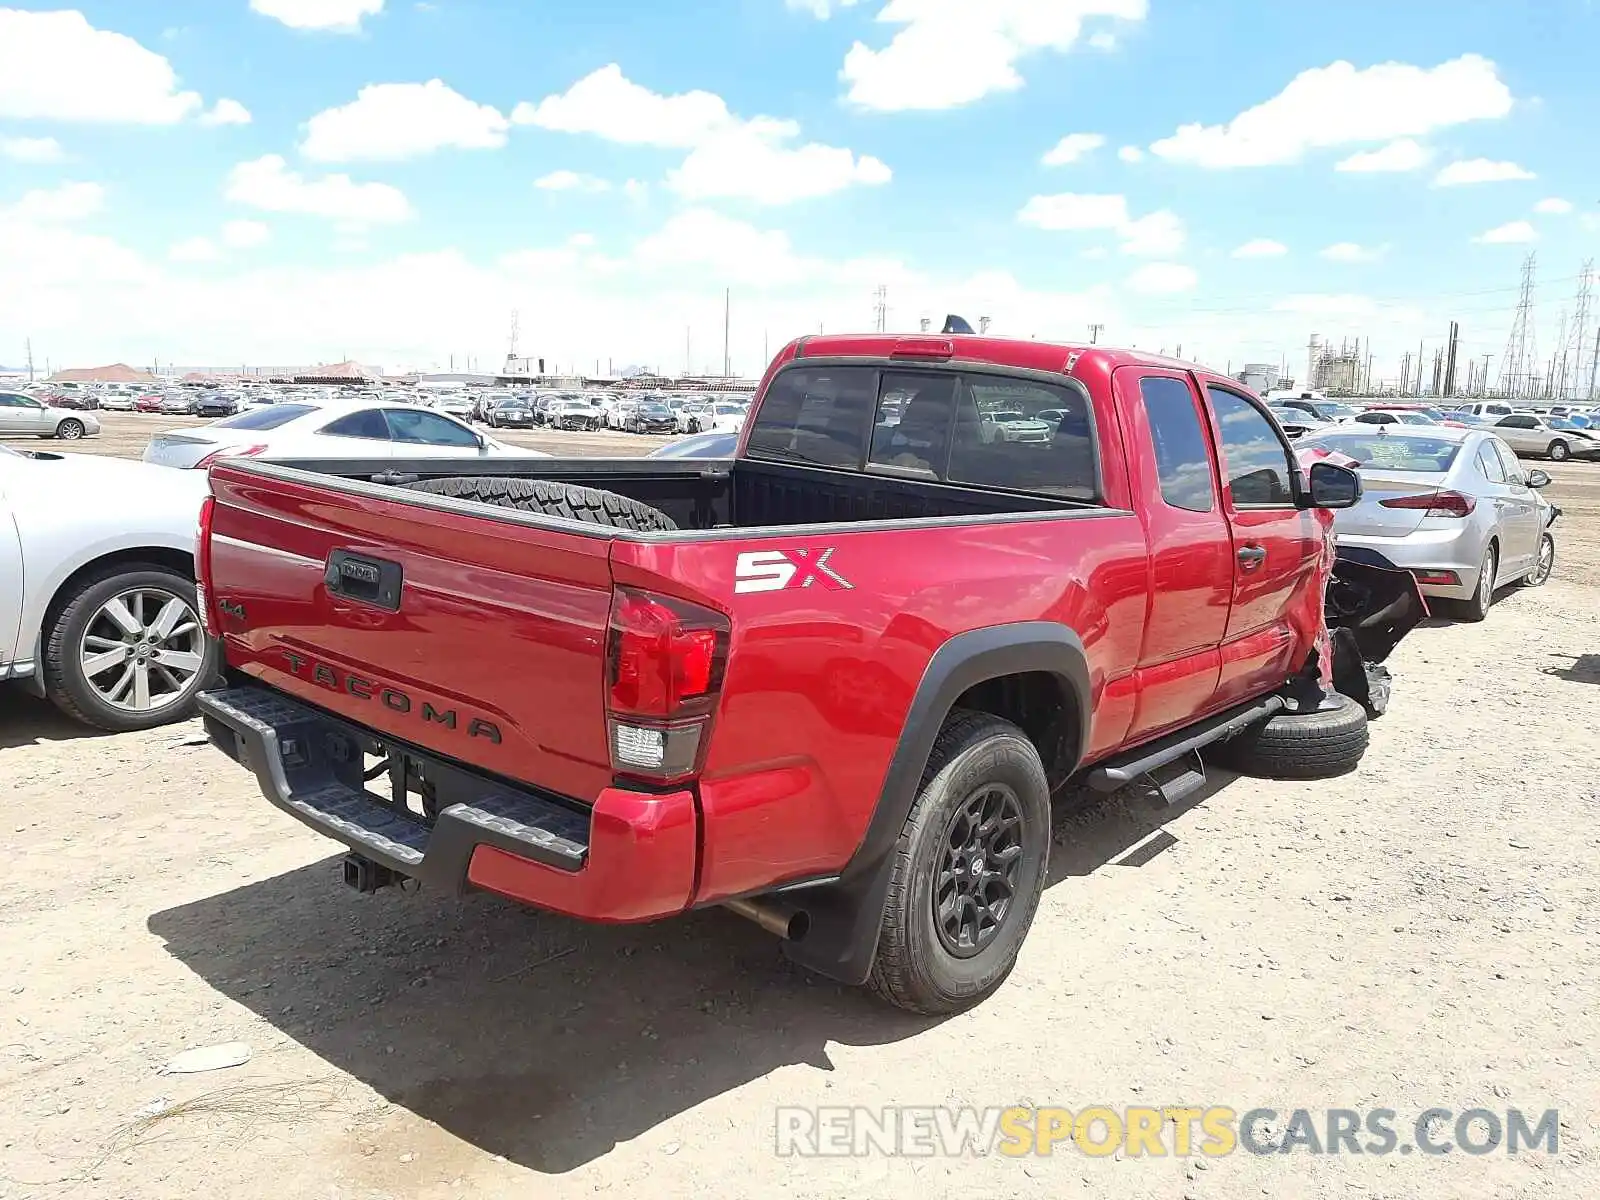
[3,429,1599,1200]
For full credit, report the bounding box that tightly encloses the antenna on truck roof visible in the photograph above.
[941,315,975,335]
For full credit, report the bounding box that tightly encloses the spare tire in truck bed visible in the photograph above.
[401,477,678,532]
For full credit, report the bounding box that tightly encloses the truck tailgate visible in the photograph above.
[206,464,617,803]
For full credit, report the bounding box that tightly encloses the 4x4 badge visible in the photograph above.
[734,548,854,594]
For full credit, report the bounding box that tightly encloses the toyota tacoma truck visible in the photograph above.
[193,335,1422,1014]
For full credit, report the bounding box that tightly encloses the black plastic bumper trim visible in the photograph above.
[197,684,591,894]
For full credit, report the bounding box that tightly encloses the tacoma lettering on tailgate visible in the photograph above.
[282,650,503,744]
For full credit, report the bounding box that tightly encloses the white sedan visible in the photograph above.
[685,402,748,434]
[1,445,218,731]
[142,400,547,469]
[0,389,101,440]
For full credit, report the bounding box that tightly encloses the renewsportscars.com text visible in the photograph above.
[774,1105,1559,1158]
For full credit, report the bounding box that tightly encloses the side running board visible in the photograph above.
[1085,694,1284,799]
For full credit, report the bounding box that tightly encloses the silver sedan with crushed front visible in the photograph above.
[1298,426,1557,622]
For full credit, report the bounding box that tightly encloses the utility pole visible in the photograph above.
[1400,352,1413,395]
[1442,321,1460,397]
[1479,354,1493,397]
[1415,339,1424,396]
[722,288,731,379]
[25,338,34,383]
[1307,333,1319,391]
[1088,323,1105,344]
[979,316,991,335]
[872,285,888,333]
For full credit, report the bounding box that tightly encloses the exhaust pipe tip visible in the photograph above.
[725,897,810,942]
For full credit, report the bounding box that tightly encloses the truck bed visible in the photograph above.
[254,454,1091,533]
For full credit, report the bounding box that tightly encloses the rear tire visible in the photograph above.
[43,565,218,732]
[401,476,678,531]
[1450,542,1498,623]
[868,709,1051,1016]
[1210,694,1369,780]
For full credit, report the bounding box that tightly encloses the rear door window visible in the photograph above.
[1476,444,1507,483]
[1140,376,1216,512]
[948,377,1095,498]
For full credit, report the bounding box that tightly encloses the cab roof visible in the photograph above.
[792,333,1226,387]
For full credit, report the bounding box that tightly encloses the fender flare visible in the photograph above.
[780,621,1091,984]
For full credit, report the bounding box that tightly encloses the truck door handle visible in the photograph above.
[1236,545,1267,569]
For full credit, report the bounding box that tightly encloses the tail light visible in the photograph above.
[605,587,730,784]
[193,443,268,469]
[1379,490,1476,518]
[194,495,219,637]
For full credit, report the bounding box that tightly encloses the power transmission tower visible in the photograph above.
[1499,252,1537,398]
[1563,261,1593,398]
[872,285,888,333]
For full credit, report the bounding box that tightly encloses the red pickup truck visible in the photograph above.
[195,335,1420,1014]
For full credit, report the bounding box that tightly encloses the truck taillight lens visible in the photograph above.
[195,494,219,637]
[605,587,729,783]
[1380,490,1475,518]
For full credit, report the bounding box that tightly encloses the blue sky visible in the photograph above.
[2,0,1598,379]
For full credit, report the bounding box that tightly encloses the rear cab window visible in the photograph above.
[747,364,1098,500]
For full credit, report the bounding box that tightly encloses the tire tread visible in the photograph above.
[401,476,677,532]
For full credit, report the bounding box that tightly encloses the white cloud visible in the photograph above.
[1018,193,1184,255]
[1119,210,1184,256]
[1533,197,1573,215]
[1088,31,1117,50]
[512,64,730,148]
[535,170,611,192]
[567,232,596,248]
[301,80,508,161]
[1233,238,1288,259]
[1150,54,1512,168]
[0,135,64,163]
[1320,241,1383,262]
[222,219,271,249]
[623,178,649,202]
[200,98,253,127]
[1126,262,1197,294]
[1117,145,1143,163]
[225,155,414,224]
[669,118,891,204]
[1473,220,1536,245]
[516,65,887,204]
[4,181,105,223]
[1042,132,1105,165]
[786,0,862,15]
[1334,138,1430,173]
[0,9,202,123]
[1432,158,1535,187]
[249,0,385,32]
[169,236,222,263]
[841,0,1150,112]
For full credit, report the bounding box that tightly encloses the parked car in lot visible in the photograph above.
[675,402,711,433]
[0,444,217,730]
[985,410,1054,443]
[626,401,678,434]
[193,333,1424,1016]
[1299,426,1556,621]
[607,399,640,430]
[143,401,547,468]
[546,397,603,431]
[135,393,165,413]
[159,394,196,416]
[194,392,239,418]
[684,402,747,434]
[98,392,136,412]
[483,397,536,429]
[434,393,476,422]
[0,390,101,440]
[1489,413,1600,461]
